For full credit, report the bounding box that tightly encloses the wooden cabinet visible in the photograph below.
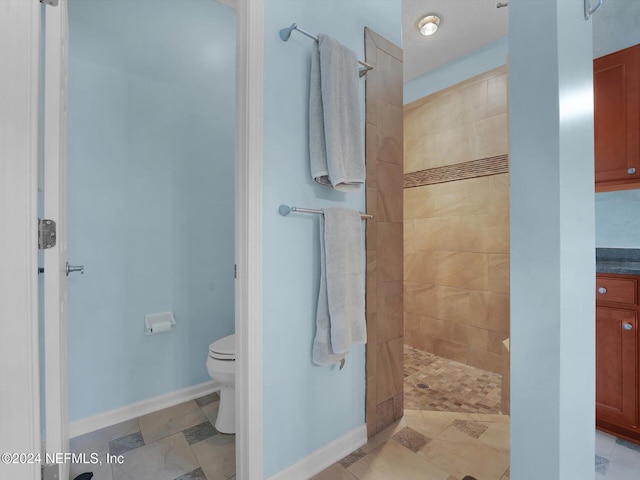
[594,44,640,192]
[596,273,640,441]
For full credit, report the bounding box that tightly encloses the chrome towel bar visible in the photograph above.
[279,23,374,77]
[279,204,373,220]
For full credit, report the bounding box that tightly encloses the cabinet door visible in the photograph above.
[596,307,638,427]
[594,45,640,185]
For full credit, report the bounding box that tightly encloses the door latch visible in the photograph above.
[38,219,57,249]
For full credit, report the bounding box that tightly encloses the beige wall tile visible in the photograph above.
[377,281,403,343]
[404,251,435,284]
[403,67,509,372]
[432,337,468,363]
[489,173,510,215]
[366,124,379,185]
[450,324,490,351]
[367,374,377,438]
[377,337,404,404]
[377,162,403,223]
[467,348,503,374]
[433,251,488,291]
[487,254,510,294]
[369,53,403,107]
[378,101,403,165]
[437,286,473,324]
[406,312,450,340]
[465,291,510,334]
[404,220,414,251]
[367,186,379,223]
[404,133,437,173]
[367,251,377,313]
[487,73,508,117]
[488,330,509,355]
[377,223,403,283]
[404,312,419,338]
[366,312,377,375]
[404,282,437,317]
[458,214,509,254]
[470,113,509,160]
[433,124,474,166]
[365,29,403,444]
[404,185,432,220]
[412,217,461,252]
[405,177,495,219]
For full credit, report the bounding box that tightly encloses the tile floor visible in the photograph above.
[69,392,235,480]
[404,345,502,414]
[596,429,640,479]
[314,409,511,480]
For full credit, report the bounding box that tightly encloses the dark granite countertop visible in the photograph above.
[596,248,640,276]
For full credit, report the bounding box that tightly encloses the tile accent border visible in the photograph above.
[265,424,367,480]
[69,380,220,439]
[403,154,509,188]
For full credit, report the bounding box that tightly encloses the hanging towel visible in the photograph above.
[309,34,365,192]
[313,208,366,366]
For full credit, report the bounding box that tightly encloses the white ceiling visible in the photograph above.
[403,0,640,83]
[402,0,508,82]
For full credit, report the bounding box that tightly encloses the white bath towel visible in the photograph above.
[313,208,367,366]
[309,34,365,192]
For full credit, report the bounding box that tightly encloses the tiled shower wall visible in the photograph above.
[402,66,510,374]
[364,29,404,437]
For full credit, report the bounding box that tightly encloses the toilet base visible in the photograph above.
[215,385,235,434]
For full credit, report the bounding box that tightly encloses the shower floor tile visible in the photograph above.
[403,345,503,414]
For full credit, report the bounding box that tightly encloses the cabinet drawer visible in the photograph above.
[596,277,637,305]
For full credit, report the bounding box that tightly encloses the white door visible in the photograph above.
[43,1,70,478]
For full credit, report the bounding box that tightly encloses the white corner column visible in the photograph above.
[509,0,595,479]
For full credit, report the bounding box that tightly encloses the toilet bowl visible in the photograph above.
[206,334,235,434]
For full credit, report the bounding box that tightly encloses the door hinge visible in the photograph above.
[38,219,57,249]
[40,0,59,6]
[234,264,237,279]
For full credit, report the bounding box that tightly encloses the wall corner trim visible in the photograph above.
[68,380,220,438]
[265,424,367,480]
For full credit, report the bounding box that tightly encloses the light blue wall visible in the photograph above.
[403,36,508,104]
[593,1,640,247]
[593,0,640,58]
[66,0,235,421]
[261,0,400,476]
[596,190,640,247]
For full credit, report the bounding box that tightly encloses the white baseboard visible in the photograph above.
[69,380,220,438]
[266,424,367,480]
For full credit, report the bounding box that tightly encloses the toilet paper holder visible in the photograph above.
[145,312,176,335]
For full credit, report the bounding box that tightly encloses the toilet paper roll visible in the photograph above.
[145,312,176,336]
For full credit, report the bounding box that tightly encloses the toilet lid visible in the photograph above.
[209,334,235,359]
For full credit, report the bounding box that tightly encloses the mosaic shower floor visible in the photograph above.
[404,345,503,414]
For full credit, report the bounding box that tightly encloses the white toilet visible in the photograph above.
[206,334,236,434]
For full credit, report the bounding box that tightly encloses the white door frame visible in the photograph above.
[43,4,70,479]
[235,0,264,478]
[0,0,265,478]
[0,2,42,480]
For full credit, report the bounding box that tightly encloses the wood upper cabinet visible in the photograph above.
[594,44,640,191]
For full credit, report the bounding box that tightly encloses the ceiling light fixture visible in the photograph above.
[417,15,441,36]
